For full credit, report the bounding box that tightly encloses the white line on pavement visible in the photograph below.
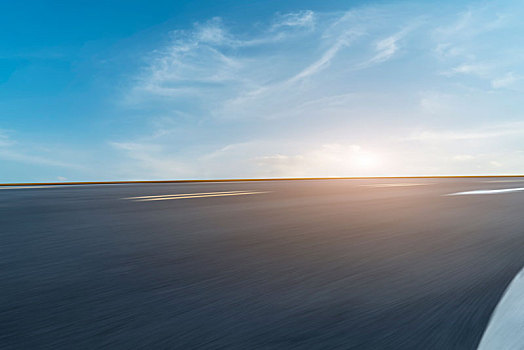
[124,191,269,202]
[0,186,63,190]
[123,190,249,200]
[361,183,433,188]
[481,180,524,183]
[446,188,524,196]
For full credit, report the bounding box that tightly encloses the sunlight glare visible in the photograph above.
[353,152,380,169]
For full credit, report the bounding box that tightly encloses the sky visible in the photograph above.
[2,0,524,182]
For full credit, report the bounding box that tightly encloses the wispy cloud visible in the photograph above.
[112,2,524,179]
[0,129,13,147]
[491,72,518,89]
[434,7,509,40]
[446,63,489,76]
[129,6,422,121]
[272,10,315,30]
[0,129,83,170]
[110,139,391,178]
[110,142,193,179]
[255,144,386,177]
[405,122,524,141]
[5,2,524,182]
[0,149,78,169]
[289,28,359,82]
[358,25,416,68]
[433,3,524,91]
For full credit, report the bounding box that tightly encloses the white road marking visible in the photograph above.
[0,185,63,190]
[123,191,268,202]
[361,183,433,188]
[481,180,524,183]
[123,190,249,200]
[446,188,524,196]
[478,267,524,350]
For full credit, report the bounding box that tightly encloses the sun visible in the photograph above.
[353,152,380,169]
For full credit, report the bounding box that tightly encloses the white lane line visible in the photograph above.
[361,183,433,188]
[481,180,524,183]
[478,267,524,350]
[123,190,249,200]
[134,191,268,201]
[446,188,524,196]
[124,191,269,202]
[0,186,63,190]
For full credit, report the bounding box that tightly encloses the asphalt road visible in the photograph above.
[2,178,524,349]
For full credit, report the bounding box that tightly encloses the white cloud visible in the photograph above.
[0,149,80,169]
[194,17,230,44]
[111,138,391,179]
[255,144,385,177]
[359,26,414,68]
[272,10,315,30]
[132,19,245,101]
[433,4,524,91]
[405,122,524,141]
[372,34,401,63]
[491,72,518,89]
[448,63,489,76]
[129,6,421,122]
[289,28,359,82]
[435,10,473,38]
[452,154,475,161]
[0,129,13,147]
[434,7,508,41]
[110,142,193,179]
[115,2,524,179]
[0,129,82,171]
[418,92,457,115]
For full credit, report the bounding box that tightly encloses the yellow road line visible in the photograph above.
[123,190,249,200]
[132,191,268,201]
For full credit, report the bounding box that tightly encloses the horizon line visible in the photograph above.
[2,175,524,186]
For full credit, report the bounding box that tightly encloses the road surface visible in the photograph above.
[2,177,524,349]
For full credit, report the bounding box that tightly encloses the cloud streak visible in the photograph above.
[0,129,84,172]
[112,2,524,179]
[130,6,423,121]
[405,122,524,141]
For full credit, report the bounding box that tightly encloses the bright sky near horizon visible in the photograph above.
[1,0,524,182]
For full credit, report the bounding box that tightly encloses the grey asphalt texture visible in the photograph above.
[2,178,524,349]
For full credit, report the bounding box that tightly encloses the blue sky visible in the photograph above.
[2,0,524,182]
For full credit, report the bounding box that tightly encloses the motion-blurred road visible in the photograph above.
[2,178,524,349]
